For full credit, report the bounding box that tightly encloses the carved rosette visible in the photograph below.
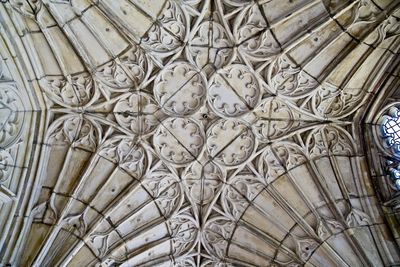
[207,119,255,166]
[153,117,205,165]
[208,64,261,118]
[154,62,207,117]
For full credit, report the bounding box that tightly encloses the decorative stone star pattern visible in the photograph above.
[1,0,400,266]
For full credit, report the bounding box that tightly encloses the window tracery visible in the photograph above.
[381,106,400,190]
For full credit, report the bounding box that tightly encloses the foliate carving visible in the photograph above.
[154,62,207,116]
[156,181,183,217]
[0,150,13,183]
[233,3,267,43]
[96,46,148,91]
[96,61,134,90]
[47,115,100,151]
[346,208,371,227]
[202,217,235,258]
[251,98,311,142]
[312,82,364,118]
[307,127,328,157]
[0,77,25,207]
[187,21,234,70]
[273,143,307,170]
[239,29,280,62]
[142,172,183,217]
[114,92,164,135]
[183,162,224,205]
[268,55,318,97]
[317,221,330,240]
[98,136,147,179]
[221,185,249,220]
[307,126,354,158]
[31,202,47,220]
[0,58,11,80]
[317,218,344,240]
[40,73,95,108]
[324,0,380,26]
[88,230,114,258]
[0,85,24,148]
[207,119,255,166]
[208,64,261,118]
[119,46,148,86]
[11,0,398,265]
[354,0,381,24]
[159,0,187,42]
[324,126,354,156]
[141,1,186,54]
[366,15,400,46]
[169,213,199,257]
[142,24,182,54]
[38,196,58,225]
[257,147,286,184]
[228,175,264,202]
[63,212,87,237]
[154,118,205,165]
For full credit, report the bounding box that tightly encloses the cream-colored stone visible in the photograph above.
[0,0,400,266]
[100,0,153,38]
[132,0,166,19]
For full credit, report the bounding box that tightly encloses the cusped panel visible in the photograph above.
[2,0,400,266]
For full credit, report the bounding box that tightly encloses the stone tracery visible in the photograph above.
[0,0,400,266]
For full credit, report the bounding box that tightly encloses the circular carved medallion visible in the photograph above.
[154,62,207,117]
[208,64,260,118]
[207,119,255,166]
[154,117,205,165]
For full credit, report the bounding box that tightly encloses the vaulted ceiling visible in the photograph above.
[1,0,400,266]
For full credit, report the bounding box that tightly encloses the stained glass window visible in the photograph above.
[381,106,400,190]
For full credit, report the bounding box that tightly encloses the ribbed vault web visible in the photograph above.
[0,0,400,266]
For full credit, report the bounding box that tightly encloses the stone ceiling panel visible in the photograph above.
[0,0,400,266]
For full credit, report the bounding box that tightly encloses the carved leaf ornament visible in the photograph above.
[1,0,400,266]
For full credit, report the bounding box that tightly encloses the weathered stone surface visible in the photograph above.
[0,0,400,266]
